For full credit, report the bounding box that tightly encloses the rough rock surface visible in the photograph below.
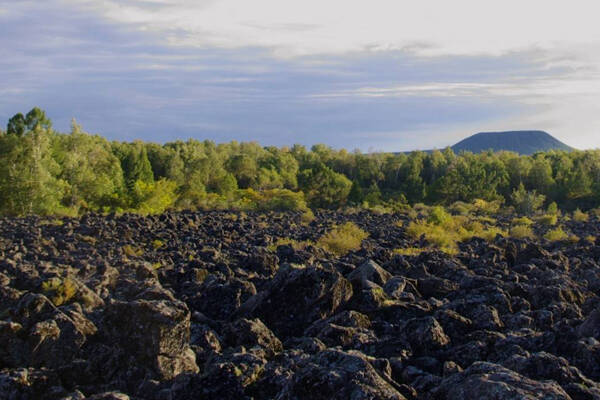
[1,209,600,398]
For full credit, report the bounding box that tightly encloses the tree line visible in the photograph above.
[0,107,599,216]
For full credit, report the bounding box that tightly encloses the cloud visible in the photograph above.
[61,0,600,58]
[0,0,599,151]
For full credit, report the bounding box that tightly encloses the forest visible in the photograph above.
[1,107,599,216]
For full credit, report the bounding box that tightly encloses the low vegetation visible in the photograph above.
[267,238,312,252]
[543,227,571,242]
[41,277,77,306]
[316,222,369,256]
[573,209,589,222]
[510,224,535,239]
[403,205,507,254]
[537,214,558,226]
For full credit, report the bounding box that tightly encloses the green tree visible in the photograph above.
[53,120,124,212]
[298,163,352,208]
[511,182,545,215]
[0,125,65,215]
[116,141,154,191]
[6,107,52,137]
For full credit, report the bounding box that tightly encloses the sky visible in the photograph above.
[1,1,600,151]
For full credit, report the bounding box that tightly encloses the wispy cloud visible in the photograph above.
[1,0,599,150]
[61,0,600,57]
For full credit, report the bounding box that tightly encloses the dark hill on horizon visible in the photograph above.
[402,130,574,155]
[450,130,573,155]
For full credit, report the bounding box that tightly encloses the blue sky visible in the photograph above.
[2,0,600,151]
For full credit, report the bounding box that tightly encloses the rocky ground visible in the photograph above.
[2,210,600,399]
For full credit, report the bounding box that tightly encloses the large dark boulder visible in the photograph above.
[431,362,571,399]
[238,264,353,338]
[277,349,406,400]
[578,309,600,340]
[103,298,198,380]
[223,318,283,357]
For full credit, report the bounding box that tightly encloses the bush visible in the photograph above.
[573,209,589,222]
[316,222,368,256]
[510,225,535,239]
[394,247,428,256]
[427,206,452,226]
[132,179,178,215]
[547,202,559,215]
[472,198,502,214]
[448,201,472,216]
[41,277,77,306]
[585,235,596,243]
[511,183,545,215]
[300,209,315,224]
[407,221,457,251]
[512,216,533,226]
[537,214,558,226]
[405,210,506,254]
[476,226,507,241]
[543,227,569,242]
[258,189,308,211]
[122,244,143,257]
[267,237,312,252]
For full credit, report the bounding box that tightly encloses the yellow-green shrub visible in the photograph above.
[41,277,77,306]
[301,209,315,224]
[512,216,533,226]
[477,226,507,241]
[132,179,178,215]
[122,244,143,257]
[537,214,557,226]
[394,247,428,256]
[544,227,569,242]
[267,237,312,252]
[448,201,472,216]
[573,209,589,222]
[568,234,580,243]
[472,198,502,214]
[510,225,535,239]
[427,206,453,226]
[405,210,506,254]
[585,235,596,243]
[317,222,368,256]
[258,189,308,211]
[406,221,458,252]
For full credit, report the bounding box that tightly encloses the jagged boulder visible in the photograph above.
[103,298,198,380]
[578,309,600,339]
[347,259,392,288]
[239,264,352,337]
[277,349,406,400]
[224,318,283,357]
[431,362,572,399]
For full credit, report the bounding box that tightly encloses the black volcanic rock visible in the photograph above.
[0,210,600,398]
